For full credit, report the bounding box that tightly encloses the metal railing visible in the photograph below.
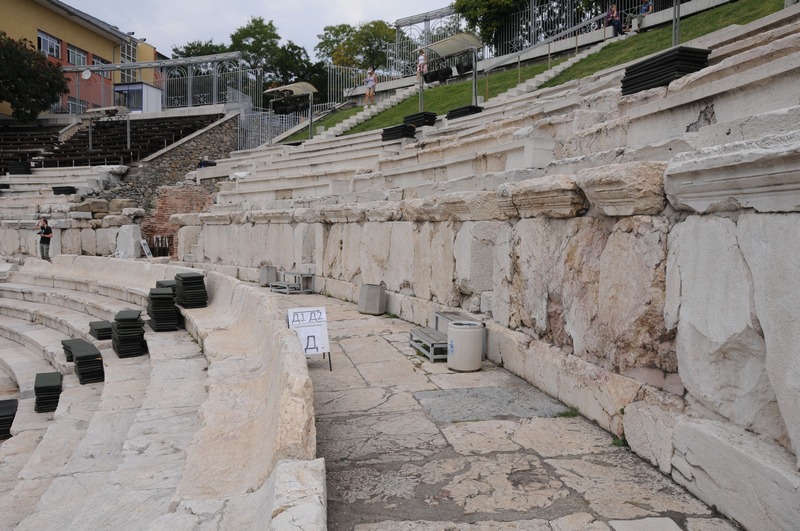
[327,65,401,104]
[238,102,338,149]
[53,62,263,115]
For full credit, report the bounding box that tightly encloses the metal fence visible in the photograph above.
[238,102,338,149]
[494,0,693,55]
[56,61,263,114]
[162,64,262,109]
[327,65,401,104]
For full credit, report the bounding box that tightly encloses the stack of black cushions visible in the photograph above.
[0,399,18,439]
[621,46,711,96]
[34,372,62,413]
[175,273,208,309]
[74,346,104,384]
[112,310,147,358]
[157,279,183,328]
[62,338,97,362]
[88,321,112,340]
[403,112,437,128]
[147,287,179,332]
[446,105,483,120]
[381,124,417,141]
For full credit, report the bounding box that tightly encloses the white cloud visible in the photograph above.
[64,0,441,60]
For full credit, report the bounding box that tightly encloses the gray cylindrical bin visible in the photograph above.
[447,321,483,372]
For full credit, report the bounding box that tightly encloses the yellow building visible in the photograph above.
[0,0,163,118]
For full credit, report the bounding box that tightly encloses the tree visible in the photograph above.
[352,21,396,71]
[271,41,312,85]
[0,32,69,121]
[314,21,395,70]
[453,0,529,46]
[315,24,356,65]
[171,39,229,59]
[230,17,281,73]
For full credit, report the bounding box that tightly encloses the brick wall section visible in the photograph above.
[140,183,212,258]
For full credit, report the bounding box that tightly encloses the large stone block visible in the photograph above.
[557,355,641,435]
[737,213,800,467]
[521,338,566,400]
[177,226,202,262]
[624,397,684,474]
[454,221,502,297]
[80,228,96,256]
[576,161,667,216]
[412,221,459,306]
[359,222,393,287]
[386,223,415,294]
[665,215,783,444]
[95,228,117,256]
[485,321,533,376]
[491,223,515,328]
[672,418,800,531]
[498,175,589,219]
[59,228,82,255]
[596,216,674,373]
[665,131,800,214]
[116,225,142,259]
[0,228,22,256]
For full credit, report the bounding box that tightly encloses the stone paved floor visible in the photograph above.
[291,294,741,531]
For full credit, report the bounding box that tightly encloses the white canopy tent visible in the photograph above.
[415,33,482,110]
[264,82,319,143]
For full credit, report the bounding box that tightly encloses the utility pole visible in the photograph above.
[672,0,681,47]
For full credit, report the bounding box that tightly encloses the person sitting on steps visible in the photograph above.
[607,4,622,37]
[624,0,653,33]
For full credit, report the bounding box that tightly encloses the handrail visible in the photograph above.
[483,12,607,73]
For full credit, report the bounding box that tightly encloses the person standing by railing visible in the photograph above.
[624,0,654,33]
[364,69,378,108]
[416,50,427,82]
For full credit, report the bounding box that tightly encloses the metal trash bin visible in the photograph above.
[447,321,483,372]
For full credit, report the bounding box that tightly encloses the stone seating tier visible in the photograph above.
[195,131,402,187]
[206,7,800,213]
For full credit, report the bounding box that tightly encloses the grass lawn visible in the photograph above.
[541,0,785,88]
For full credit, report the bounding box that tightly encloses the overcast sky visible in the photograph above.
[64,0,445,61]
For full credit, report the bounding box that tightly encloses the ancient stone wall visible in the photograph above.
[172,141,800,529]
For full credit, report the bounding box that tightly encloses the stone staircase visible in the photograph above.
[317,85,420,139]
[490,35,628,103]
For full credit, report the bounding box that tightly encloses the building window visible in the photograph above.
[67,45,87,66]
[37,30,61,59]
[115,85,143,111]
[67,96,88,114]
[93,56,111,79]
[120,42,137,82]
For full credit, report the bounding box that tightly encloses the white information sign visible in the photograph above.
[140,239,153,258]
[287,307,330,355]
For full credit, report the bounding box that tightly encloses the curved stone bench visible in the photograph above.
[0,283,138,323]
[0,371,102,528]
[1,256,324,527]
[14,332,207,529]
[0,326,64,400]
[0,315,74,376]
